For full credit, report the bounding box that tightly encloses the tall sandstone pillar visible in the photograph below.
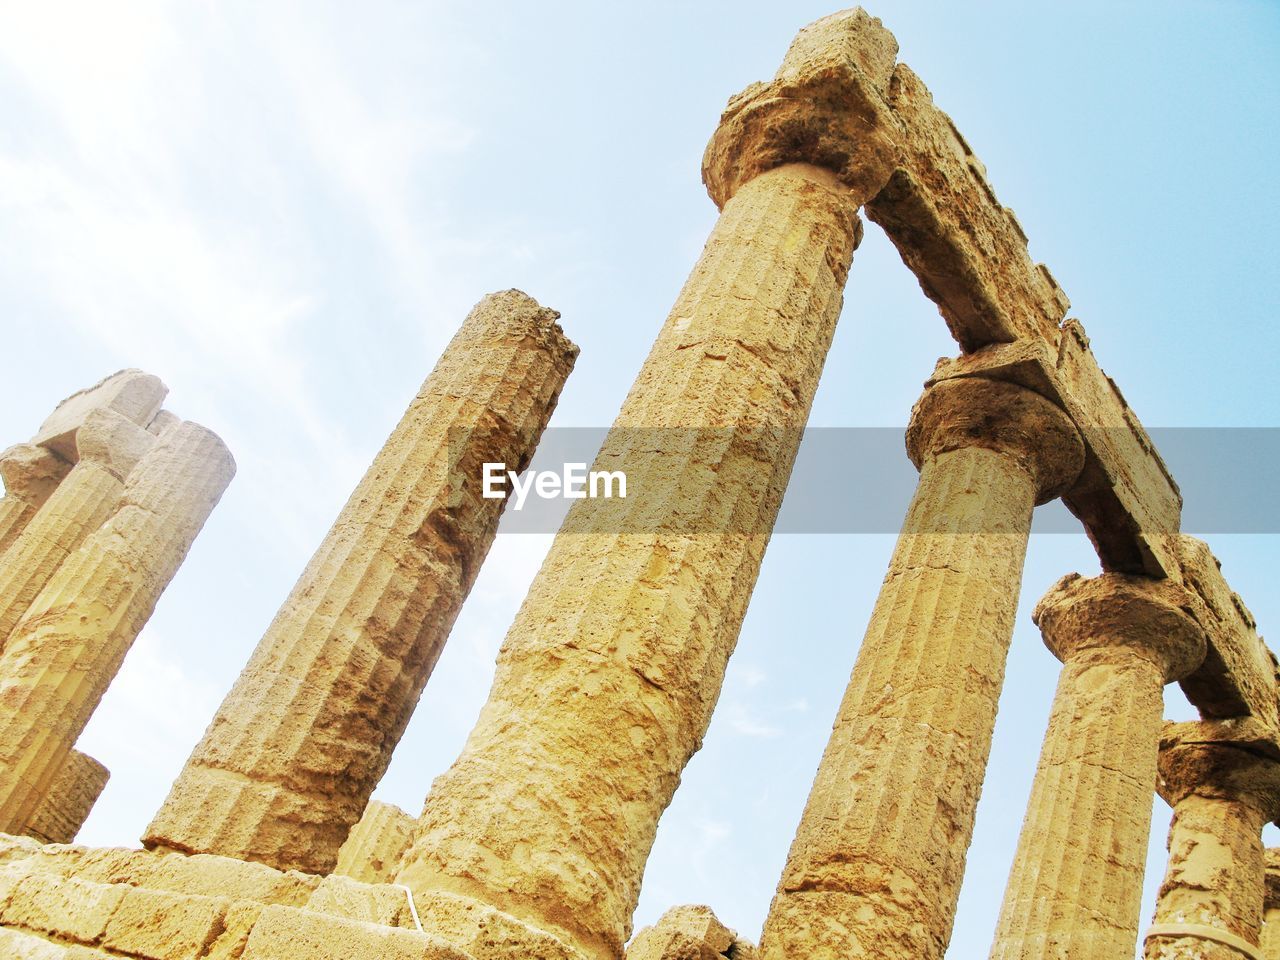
[1263,850,1280,960]
[0,409,154,646]
[1144,720,1280,960]
[0,444,70,556]
[989,573,1207,960]
[394,16,903,960]
[144,290,577,874]
[0,421,234,833]
[759,375,1084,960]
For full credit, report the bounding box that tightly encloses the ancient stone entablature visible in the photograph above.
[0,7,1275,960]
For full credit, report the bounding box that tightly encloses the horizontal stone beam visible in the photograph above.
[1177,538,1280,729]
[865,63,1070,351]
[929,332,1181,577]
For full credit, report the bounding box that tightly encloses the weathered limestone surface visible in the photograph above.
[0,422,234,833]
[0,411,154,648]
[397,176,866,960]
[626,905,756,960]
[393,15,895,960]
[334,800,416,885]
[759,376,1083,960]
[144,291,576,875]
[31,370,167,462]
[0,444,71,557]
[24,752,110,846]
[1144,720,1280,959]
[1263,849,1280,960]
[989,574,1207,960]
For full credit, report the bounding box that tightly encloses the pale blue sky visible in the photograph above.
[0,2,1277,957]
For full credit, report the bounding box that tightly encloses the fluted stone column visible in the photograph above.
[989,574,1208,960]
[0,410,153,647]
[394,14,901,960]
[0,444,70,556]
[23,750,110,844]
[334,800,416,884]
[0,421,234,832]
[1262,850,1280,960]
[1143,721,1280,960]
[759,376,1084,960]
[145,291,577,874]
[396,164,866,960]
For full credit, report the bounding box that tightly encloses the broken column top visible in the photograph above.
[33,369,168,461]
[451,289,579,363]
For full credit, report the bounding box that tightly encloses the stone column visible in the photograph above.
[758,376,1084,960]
[394,13,902,960]
[1262,850,1280,960]
[989,574,1208,960]
[0,420,234,833]
[0,444,71,556]
[23,750,110,845]
[144,291,577,874]
[334,800,417,884]
[1143,720,1280,960]
[0,410,153,646]
[395,165,866,960]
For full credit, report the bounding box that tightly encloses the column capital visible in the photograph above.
[1033,572,1207,682]
[906,376,1084,505]
[701,8,901,209]
[1158,719,1280,824]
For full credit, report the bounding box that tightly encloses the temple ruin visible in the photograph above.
[0,7,1276,960]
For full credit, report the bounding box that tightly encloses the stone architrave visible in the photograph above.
[144,291,577,874]
[0,410,154,647]
[758,376,1084,960]
[23,750,110,845]
[0,444,71,556]
[1144,720,1280,960]
[0,420,234,833]
[392,13,903,960]
[334,800,416,885]
[989,574,1207,960]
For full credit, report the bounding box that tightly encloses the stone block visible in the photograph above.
[305,874,414,928]
[241,905,473,960]
[3,872,125,944]
[64,847,320,906]
[33,371,167,461]
[101,886,229,960]
[627,905,741,960]
[0,926,110,959]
